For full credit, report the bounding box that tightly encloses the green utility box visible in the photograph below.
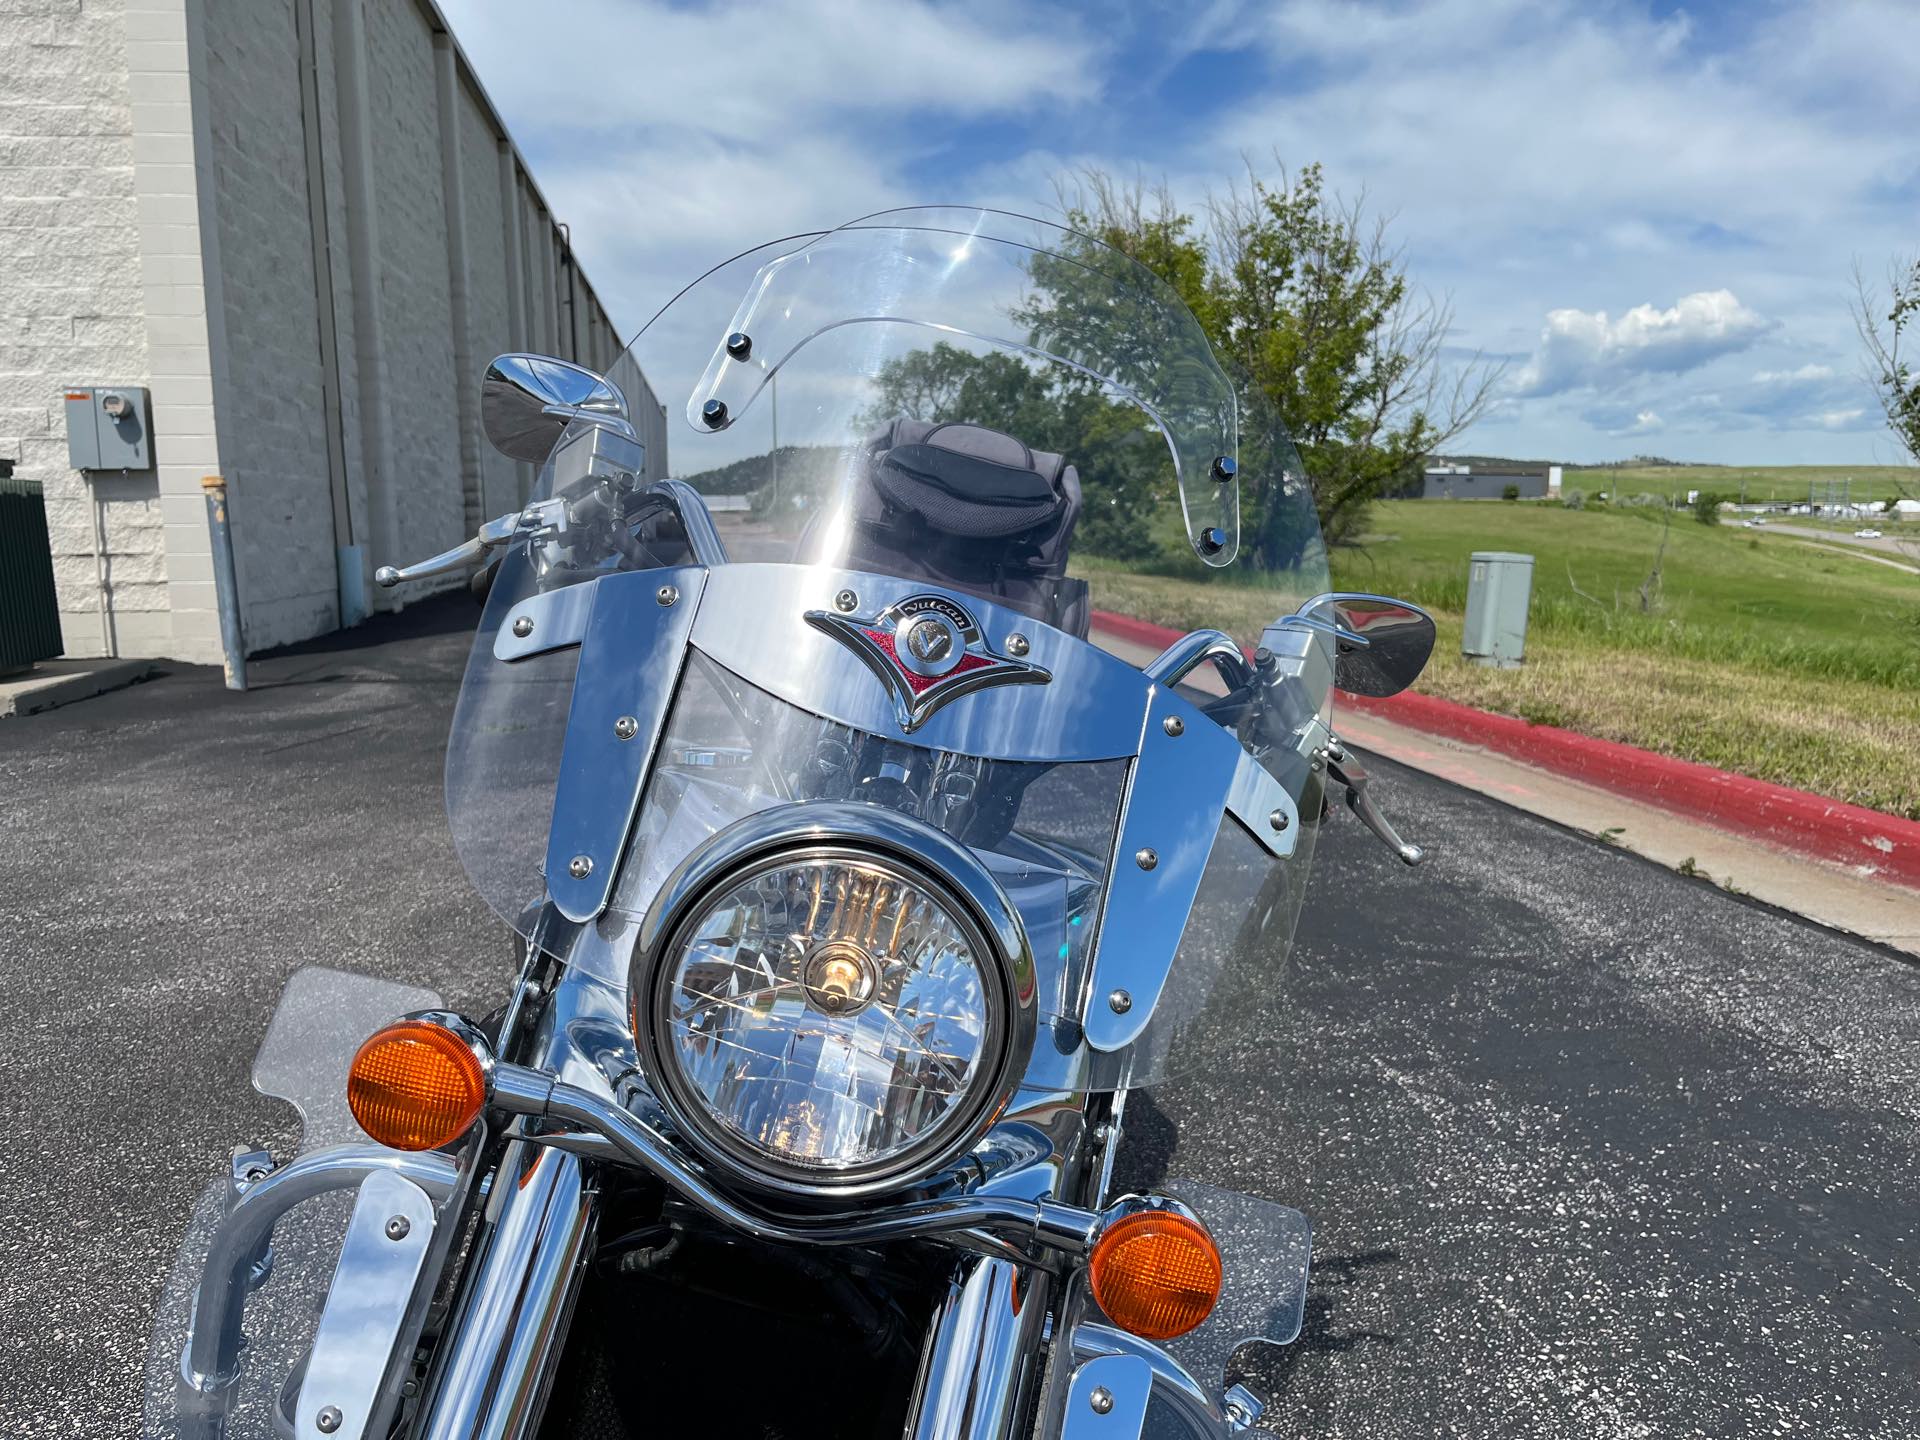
[1462,550,1533,668]
[1,473,64,675]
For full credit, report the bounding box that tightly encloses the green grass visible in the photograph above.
[1079,498,1920,819]
[1343,501,1920,690]
[1566,463,1919,507]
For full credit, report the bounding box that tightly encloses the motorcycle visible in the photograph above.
[142,207,1435,1440]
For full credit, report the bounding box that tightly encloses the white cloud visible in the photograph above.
[1812,408,1869,431]
[1513,291,1772,397]
[1178,0,1917,458]
[439,0,1106,331]
[432,0,1920,463]
[445,0,1102,143]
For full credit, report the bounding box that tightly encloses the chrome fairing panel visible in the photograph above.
[544,566,707,921]
[479,559,1320,1081]
[691,564,1149,762]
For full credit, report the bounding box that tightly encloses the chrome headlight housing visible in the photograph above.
[629,804,1035,1198]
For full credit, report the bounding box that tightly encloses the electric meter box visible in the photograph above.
[1462,550,1533,668]
[62,386,151,471]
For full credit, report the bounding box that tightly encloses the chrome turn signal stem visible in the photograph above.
[484,1058,1102,1261]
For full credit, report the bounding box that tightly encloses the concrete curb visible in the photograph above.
[0,658,157,718]
[1089,608,1920,892]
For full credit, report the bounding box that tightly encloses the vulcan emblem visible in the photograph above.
[804,593,1051,732]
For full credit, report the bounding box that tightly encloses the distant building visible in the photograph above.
[1395,459,1553,500]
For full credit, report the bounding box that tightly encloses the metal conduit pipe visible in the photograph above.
[330,0,400,591]
[431,33,485,540]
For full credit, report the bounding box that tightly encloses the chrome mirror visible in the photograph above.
[1287,593,1436,697]
[482,353,630,464]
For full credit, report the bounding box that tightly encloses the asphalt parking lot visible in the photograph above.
[3,593,1917,1437]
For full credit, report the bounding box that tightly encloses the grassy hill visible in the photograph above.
[1080,498,1920,818]
[1566,464,1918,507]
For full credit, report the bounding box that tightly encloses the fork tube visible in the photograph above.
[907,1257,1053,1440]
[417,1141,596,1440]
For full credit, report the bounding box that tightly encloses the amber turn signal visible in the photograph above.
[347,1020,486,1151]
[1087,1207,1223,1341]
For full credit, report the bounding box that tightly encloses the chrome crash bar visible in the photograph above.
[178,1146,459,1399]
[488,1061,1102,1260]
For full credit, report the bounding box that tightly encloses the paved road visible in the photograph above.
[3,596,1917,1437]
[1766,522,1919,561]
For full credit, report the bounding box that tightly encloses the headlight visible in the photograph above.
[631,808,1033,1196]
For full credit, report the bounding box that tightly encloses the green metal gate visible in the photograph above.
[0,470,65,673]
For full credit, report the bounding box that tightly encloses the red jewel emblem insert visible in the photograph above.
[805,592,1050,730]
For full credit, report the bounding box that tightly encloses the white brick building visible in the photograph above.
[1,0,664,666]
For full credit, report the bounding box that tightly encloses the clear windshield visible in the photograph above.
[446,209,1331,1088]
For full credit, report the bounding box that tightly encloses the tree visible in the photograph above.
[1056,164,1502,565]
[1853,255,1920,466]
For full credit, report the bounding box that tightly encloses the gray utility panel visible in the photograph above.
[63,386,151,470]
[1463,550,1533,667]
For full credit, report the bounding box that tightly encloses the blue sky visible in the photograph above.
[440,0,1918,466]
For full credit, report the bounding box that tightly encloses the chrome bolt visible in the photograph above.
[315,1407,342,1434]
[701,398,728,428]
[1089,1386,1115,1415]
[1211,454,1238,483]
[834,589,859,613]
[1006,633,1031,657]
[725,331,753,360]
[511,615,534,638]
[568,855,593,880]
[1162,715,1185,737]
[1107,988,1132,1015]
[1197,526,1228,556]
[383,1215,410,1241]
[656,584,679,607]
[1134,847,1158,871]
[614,715,639,741]
[1269,808,1290,832]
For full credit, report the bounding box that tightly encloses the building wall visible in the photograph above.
[1422,472,1549,500]
[201,0,341,647]
[454,78,522,518]
[1,0,662,663]
[0,0,163,657]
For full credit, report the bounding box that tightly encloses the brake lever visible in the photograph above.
[1325,744,1425,866]
[374,500,566,588]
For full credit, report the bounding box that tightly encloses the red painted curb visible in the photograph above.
[1090,608,1920,891]
[1084,607,1214,657]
